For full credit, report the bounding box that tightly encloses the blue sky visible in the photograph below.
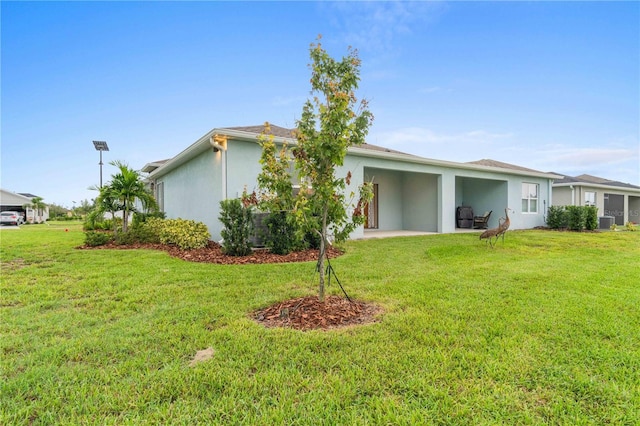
[2,1,638,208]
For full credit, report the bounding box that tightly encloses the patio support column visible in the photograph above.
[623,195,629,224]
[439,173,456,233]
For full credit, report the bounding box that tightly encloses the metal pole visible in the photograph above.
[99,150,104,187]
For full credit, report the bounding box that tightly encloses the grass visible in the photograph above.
[1,222,639,424]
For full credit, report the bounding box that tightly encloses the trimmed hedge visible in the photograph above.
[219,199,253,256]
[84,231,112,247]
[263,210,305,255]
[547,205,598,231]
[546,206,568,230]
[156,218,210,250]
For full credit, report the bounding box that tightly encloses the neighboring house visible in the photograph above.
[0,189,49,223]
[143,124,560,241]
[552,174,640,226]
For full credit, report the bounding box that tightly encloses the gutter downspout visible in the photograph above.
[210,135,228,200]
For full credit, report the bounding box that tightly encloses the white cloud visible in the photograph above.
[366,128,640,185]
[551,148,636,166]
[322,1,447,54]
[371,126,514,148]
[530,146,639,174]
[498,143,640,185]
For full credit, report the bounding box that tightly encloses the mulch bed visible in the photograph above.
[253,295,382,331]
[77,240,342,265]
[78,241,381,330]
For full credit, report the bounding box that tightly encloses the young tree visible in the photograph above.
[76,199,95,217]
[292,38,374,301]
[47,203,70,220]
[256,124,305,254]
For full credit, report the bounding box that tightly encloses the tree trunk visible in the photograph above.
[318,204,328,302]
[123,207,129,233]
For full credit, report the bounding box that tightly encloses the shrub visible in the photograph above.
[625,222,637,231]
[83,210,101,231]
[263,210,304,255]
[219,199,253,256]
[142,217,165,236]
[566,205,586,231]
[157,219,210,250]
[547,206,568,229]
[304,230,321,249]
[132,211,166,229]
[84,231,112,247]
[114,231,137,246]
[585,206,598,231]
[99,219,115,231]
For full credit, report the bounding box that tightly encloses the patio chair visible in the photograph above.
[473,211,492,229]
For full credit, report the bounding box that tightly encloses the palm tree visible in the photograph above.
[108,160,157,233]
[23,196,46,223]
[92,185,121,234]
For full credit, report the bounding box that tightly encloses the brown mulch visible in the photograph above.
[79,241,381,330]
[253,295,382,331]
[77,240,342,265]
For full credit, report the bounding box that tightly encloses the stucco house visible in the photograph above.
[142,124,559,241]
[0,189,49,223]
[552,174,640,226]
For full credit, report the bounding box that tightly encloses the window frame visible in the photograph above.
[585,191,596,207]
[156,181,164,212]
[521,182,539,214]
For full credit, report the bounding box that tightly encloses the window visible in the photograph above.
[521,183,538,213]
[156,182,164,212]
[585,191,596,206]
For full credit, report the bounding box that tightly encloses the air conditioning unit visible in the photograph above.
[598,216,614,229]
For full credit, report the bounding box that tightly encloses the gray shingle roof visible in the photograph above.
[226,124,413,156]
[467,159,546,174]
[553,173,640,189]
[17,193,39,199]
[227,124,295,139]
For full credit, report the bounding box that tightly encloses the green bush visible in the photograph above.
[84,231,112,247]
[304,230,322,249]
[156,218,210,250]
[585,206,598,231]
[142,217,165,236]
[99,219,115,231]
[263,210,304,255]
[130,224,161,244]
[219,199,253,256]
[114,231,136,246]
[546,206,568,229]
[83,210,100,231]
[566,205,586,231]
[83,210,124,232]
[132,211,166,229]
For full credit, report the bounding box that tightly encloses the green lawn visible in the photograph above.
[1,223,639,425]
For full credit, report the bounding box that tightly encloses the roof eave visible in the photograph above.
[552,181,640,193]
[348,146,561,179]
[147,128,220,178]
[147,127,560,181]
